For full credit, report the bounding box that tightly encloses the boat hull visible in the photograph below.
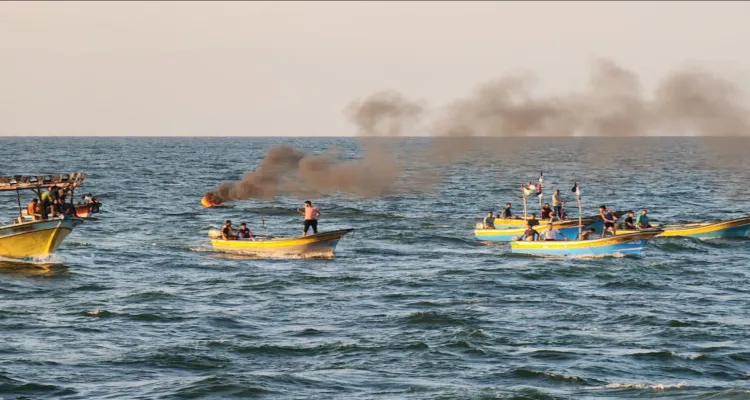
[619,217,750,239]
[210,229,352,258]
[0,217,83,259]
[510,231,661,257]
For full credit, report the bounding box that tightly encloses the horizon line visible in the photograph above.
[1,135,748,139]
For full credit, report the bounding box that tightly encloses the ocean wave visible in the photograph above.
[401,311,480,326]
[115,350,230,371]
[234,341,429,356]
[0,374,76,397]
[505,369,586,384]
[77,310,189,323]
[167,375,274,398]
[585,381,688,390]
[628,350,705,361]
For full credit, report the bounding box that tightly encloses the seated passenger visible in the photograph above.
[500,203,515,219]
[578,228,596,240]
[237,222,254,239]
[483,212,496,229]
[540,220,568,241]
[540,203,554,220]
[519,222,540,241]
[636,209,652,229]
[527,213,540,227]
[623,211,636,229]
[26,199,42,221]
[221,220,236,240]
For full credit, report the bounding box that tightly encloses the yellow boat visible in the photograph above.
[618,217,750,239]
[209,229,353,258]
[0,217,82,259]
[0,173,86,260]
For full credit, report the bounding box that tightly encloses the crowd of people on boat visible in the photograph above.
[480,187,657,242]
[220,200,321,240]
[24,185,101,221]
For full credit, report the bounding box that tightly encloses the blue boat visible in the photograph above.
[509,230,662,257]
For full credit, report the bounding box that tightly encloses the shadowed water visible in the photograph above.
[1,137,750,399]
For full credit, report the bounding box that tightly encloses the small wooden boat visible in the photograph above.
[201,193,222,208]
[73,203,101,219]
[475,219,590,242]
[619,216,750,239]
[510,230,662,257]
[208,229,353,258]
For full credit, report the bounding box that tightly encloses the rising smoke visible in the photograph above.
[204,59,750,203]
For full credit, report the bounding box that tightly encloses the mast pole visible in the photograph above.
[577,183,582,239]
[16,188,22,220]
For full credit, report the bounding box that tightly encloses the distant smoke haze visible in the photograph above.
[205,59,750,203]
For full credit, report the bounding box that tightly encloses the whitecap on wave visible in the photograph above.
[585,381,688,390]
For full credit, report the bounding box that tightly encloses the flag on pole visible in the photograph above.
[537,171,544,199]
[523,182,536,198]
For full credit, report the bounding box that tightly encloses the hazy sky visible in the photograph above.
[2,1,749,137]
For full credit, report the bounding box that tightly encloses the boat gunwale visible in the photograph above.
[617,216,750,237]
[0,216,83,231]
[660,216,750,231]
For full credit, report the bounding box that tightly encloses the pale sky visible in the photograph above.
[2,1,749,137]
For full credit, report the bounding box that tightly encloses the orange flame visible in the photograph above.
[201,195,220,208]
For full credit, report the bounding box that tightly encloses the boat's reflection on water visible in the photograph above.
[0,257,70,278]
[208,252,334,261]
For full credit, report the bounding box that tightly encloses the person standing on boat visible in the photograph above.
[236,223,254,239]
[298,200,321,236]
[501,203,514,219]
[483,212,496,229]
[40,187,58,219]
[552,189,565,219]
[636,209,652,229]
[221,220,236,240]
[599,205,617,238]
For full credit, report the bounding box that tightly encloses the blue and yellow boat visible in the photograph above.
[509,230,662,257]
[475,219,589,242]
[620,216,750,239]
